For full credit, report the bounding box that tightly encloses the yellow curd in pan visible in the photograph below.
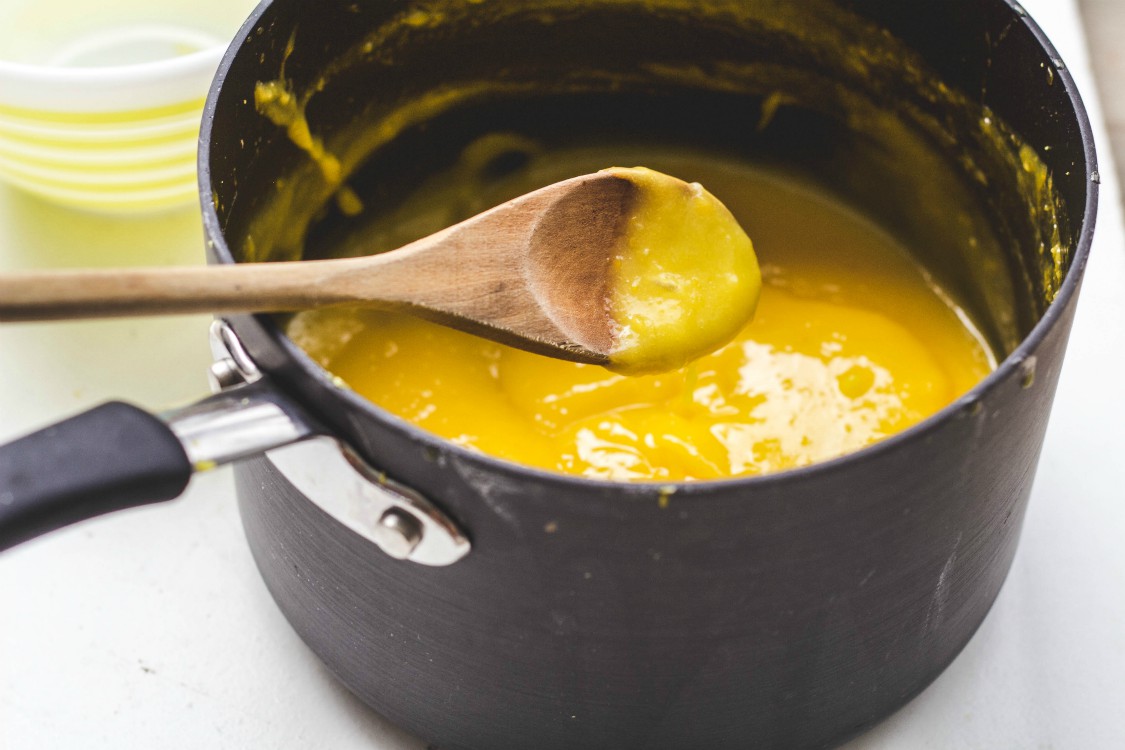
[288,147,995,482]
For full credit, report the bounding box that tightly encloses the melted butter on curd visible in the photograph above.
[604,167,761,375]
[287,147,996,482]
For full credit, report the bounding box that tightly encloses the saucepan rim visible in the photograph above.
[197,0,1099,498]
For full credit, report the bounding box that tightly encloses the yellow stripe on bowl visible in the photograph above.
[0,113,202,146]
[0,97,206,125]
[0,98,207,213]
[0,131,197,167]
[0,167,199,213]
[0,151,196,187]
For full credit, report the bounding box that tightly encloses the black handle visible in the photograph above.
[0,402,193,552]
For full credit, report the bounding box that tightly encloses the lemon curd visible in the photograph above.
[287,147,996,482]
[603,167,761,375]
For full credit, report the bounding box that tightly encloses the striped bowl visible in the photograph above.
[0,1,256,214]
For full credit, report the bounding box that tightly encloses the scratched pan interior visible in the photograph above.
[199,1,1096,749]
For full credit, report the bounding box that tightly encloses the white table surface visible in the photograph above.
[2,1,1123,747]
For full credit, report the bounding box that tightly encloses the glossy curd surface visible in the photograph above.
[288,147,995,482]
[602,166,760,375]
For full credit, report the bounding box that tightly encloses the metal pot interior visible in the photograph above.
[205,0,1087,365]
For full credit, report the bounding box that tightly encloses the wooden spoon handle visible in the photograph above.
[0,260,389,322]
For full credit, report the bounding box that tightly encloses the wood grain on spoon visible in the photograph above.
[0,168,761,373]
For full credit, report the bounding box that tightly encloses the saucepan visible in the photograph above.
[0,0,1098,748]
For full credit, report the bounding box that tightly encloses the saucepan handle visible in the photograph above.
[0,319,469,564]
[0,402,192,551]
[0,378,318,553]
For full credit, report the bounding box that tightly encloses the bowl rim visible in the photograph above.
[0,45,226,113]
[198,0,1100,498]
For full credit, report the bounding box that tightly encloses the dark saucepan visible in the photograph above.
[203,1,1097,747]
[0,1,1098,749]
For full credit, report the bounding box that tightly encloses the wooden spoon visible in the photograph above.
[0,168,760,373]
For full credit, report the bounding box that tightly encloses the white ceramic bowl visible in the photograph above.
[0,0,257,214]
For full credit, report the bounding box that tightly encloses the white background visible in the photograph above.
[2,0,1123,747]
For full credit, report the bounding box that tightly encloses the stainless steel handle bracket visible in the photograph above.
[170,320,470,567]
[267,438,470,566]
